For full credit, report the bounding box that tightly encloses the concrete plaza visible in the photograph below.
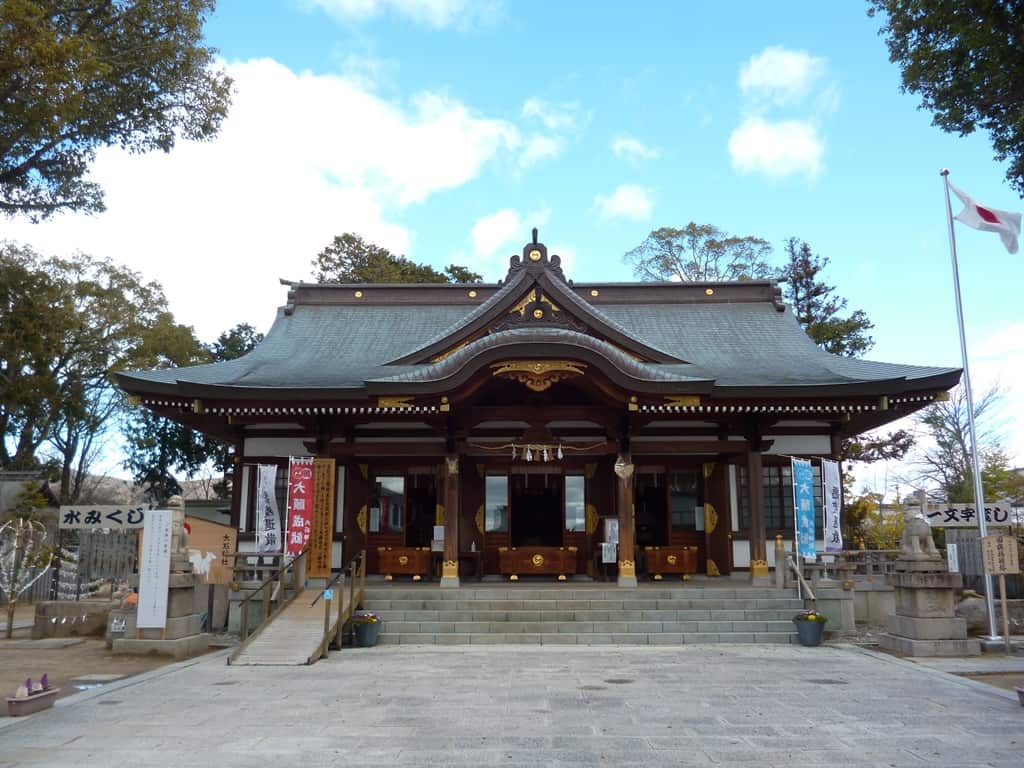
[1,644,1021,767]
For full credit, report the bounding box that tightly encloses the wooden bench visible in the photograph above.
[498,546,577,581]
[644,545,698,580]
[377,547,431,581]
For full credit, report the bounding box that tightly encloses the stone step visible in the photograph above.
[362,588,797,601]
[368,599,802,612]
[375,632,797,646]
[372,608,800,622]
[379,620,796,634]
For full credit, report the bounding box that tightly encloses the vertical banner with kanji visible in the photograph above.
[308,458,336,578]
[255,464,282,554]
[137,509,172,629]
[821,459,843,554]
[286,457,315,556]
[791,458,817,559]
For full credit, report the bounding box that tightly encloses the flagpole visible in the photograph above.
[940,169,999,640]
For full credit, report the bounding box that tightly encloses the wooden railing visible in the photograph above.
[309,550,366,663]
[236,549,307,647]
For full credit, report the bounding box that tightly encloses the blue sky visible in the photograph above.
[5,0,1022,492]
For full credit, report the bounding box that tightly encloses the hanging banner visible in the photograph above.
[137,509,172,629]
[286,457,315,556]
[791,458,817,559]
[255,464,282,554]
[821,459,843,554]
[308,458,336,578]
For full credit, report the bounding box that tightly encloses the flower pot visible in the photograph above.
[793,618,826,647]
[353,621,381,647]
[6,688,59,717]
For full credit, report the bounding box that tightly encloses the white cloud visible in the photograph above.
[594,184,653,221]
[739,46,827,107]
[307,0,500,28]
[466,206,550,277]
[471,209,522,258]
[521,98,583,132]
[611,136,659,161]
[728,117,824,179]
[2,57,518,341]
[519,135,562,168]
[549,243,577,275]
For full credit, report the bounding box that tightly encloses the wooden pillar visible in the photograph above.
[615,451,637,587]
[747,445,770,585]
[440,454,460,588]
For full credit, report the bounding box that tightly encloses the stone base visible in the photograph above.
[979,636,1024,653]
[439,575,460,589]
[750,574,773,587]
[886,614,968,641]
[879,633,980,657]
[617,575,638,588]
[32,601,110,639]
[112,633,210,659]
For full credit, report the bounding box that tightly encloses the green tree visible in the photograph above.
[122,322,264,504]
[623,223,774,282]
[0,245,188,502]
[868,0,1024,196]
[776,238,874,357]
[0,0,232,219]
[313,233,482,284]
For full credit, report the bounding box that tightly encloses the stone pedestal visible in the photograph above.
[879,559,980,657]
[112,498,209,658]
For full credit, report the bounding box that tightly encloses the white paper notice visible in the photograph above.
[137,509,172,629]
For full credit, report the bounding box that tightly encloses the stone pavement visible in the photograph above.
[1,644,1022,767]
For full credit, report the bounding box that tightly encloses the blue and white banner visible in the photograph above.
[791,458,817,558]
[821,459,843,554]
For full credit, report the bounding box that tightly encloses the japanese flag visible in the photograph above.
[949,183,1022,254]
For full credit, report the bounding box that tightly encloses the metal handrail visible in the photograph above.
[786,554,816,602]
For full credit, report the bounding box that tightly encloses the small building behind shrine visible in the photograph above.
[116,232,959,587]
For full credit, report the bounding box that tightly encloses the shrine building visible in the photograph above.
[116,231,959,587]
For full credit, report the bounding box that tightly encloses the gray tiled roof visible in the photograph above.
[118,283,958,397]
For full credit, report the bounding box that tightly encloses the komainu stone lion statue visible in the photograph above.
[900,508,941,559]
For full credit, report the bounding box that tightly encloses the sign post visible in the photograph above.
[981,534,1020,654]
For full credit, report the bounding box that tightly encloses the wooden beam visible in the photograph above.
[630,440,754,455]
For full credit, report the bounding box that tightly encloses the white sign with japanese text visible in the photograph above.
[822,459,843,554]
[255,464,282,554]
[59,505,148,530]
[137,509,172,629]
[923,502,1019,527]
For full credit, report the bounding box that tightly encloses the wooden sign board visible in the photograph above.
[185,516,238,585]
[307,458,335,578]
[982,534,1020,575]
[59,505,148,529]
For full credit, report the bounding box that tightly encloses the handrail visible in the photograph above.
[228,549,308,664]
[786,554,816,602]
[310,570,344,607]
[311,549,366,663]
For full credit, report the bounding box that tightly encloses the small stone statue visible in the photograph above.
[900,508,941,560]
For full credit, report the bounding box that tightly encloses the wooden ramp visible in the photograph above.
[229,589,351,666]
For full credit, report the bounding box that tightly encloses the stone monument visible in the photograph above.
[879,508,980,656]
[111,497,210,659]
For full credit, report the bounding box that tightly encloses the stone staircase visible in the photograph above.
[363,582,803,645]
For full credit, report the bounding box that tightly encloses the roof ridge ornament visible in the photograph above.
[506,228,568,284]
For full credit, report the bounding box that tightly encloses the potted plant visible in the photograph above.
[7,674,59,716]
[351,612,382,647]
[792,608,828,647]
